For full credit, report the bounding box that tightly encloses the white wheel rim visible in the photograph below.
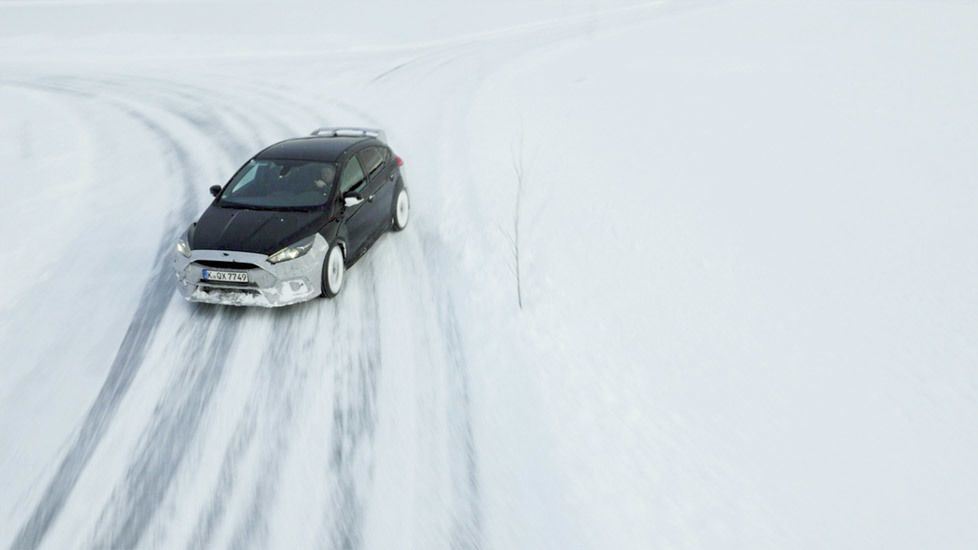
[327,247,344,292]
[396,190,410,227]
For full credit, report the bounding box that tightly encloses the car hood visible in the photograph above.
[191,205,327,256]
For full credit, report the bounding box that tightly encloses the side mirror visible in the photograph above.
[343,190,364,207]
[209,185,222,197]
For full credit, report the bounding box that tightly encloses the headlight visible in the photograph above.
[176,239,191,258]
[268,236,315,264]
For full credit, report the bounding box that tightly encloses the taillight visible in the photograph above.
[395,155,404,167]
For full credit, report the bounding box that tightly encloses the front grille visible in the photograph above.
[195,260,261,270]
[199,286,260,295]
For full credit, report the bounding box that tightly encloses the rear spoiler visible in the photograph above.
[310,127,387,142]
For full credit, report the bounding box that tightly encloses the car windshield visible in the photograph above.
[218,159,336,209]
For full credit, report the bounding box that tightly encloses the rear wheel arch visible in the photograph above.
[392,185,410,231]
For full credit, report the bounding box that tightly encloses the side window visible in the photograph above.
[339,157,365,193]
[359,147,385,178]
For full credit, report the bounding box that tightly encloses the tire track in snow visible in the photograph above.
[6,75,260,550]
[5,77,208,550]
[312,72,488,549]
[89,307,243,549]
[224,307,322,549]
[430,263,482,550]
[275,95,390,550]
[157,84,332,548]
[108,75,297,150]
[75,78,306,548]
[367,49,459,85]
[183,82,332,549]
[167,87,389,549]
[322,269,383,550]
[188,303,319,549]
[362,54,487,549]
[8,73,422,550]
[68,77,338,548]
[229,80,326,132]
[8,7,675,545]
[199,11,678,546]
[386,7,698,545]
[318,86,486,547]
[81,77,338,548]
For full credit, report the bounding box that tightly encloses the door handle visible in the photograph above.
[368,194,376,202]
[388,173,395,181]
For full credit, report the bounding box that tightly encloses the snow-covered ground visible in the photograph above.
[2,1,977,548]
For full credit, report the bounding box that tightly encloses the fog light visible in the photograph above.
[280,279,309,299]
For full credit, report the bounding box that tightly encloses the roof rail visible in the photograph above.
[310,127,387,142]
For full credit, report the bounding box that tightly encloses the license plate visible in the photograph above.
[202,269,249,283]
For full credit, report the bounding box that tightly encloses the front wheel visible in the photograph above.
[321,243,345,298]
[392,187,410,231]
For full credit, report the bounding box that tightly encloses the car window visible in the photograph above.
[218,159,336,209]
[229,162,260,193]
[360,147,385,178]
[339,157,365,193]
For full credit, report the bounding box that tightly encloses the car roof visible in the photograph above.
[254,136,375,162]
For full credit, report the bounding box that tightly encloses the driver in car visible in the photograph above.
[314,165,335,195]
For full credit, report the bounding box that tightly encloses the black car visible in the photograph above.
[173,127,410,306]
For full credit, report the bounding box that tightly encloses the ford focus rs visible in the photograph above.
[173,127,410,307]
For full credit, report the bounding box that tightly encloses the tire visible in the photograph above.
[321,243,345,298]
[392,187,410,232]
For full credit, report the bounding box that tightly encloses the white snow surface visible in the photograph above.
[2,1,978,548]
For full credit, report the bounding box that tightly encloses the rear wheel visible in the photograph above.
[321,243,345,298]
[392,187,410,231]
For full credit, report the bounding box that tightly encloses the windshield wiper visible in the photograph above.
[219,201,272,211]
[220,201,322,212]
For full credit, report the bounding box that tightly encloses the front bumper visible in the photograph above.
[172,234,329,307]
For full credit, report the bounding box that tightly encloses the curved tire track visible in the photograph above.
[6,75,266,550]
[80,77,307,549]
[7,78,206,550]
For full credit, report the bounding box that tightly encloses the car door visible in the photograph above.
[357,146,396,234]
[337,156,371,255]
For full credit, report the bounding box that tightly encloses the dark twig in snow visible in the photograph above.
[511,132,525,310]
